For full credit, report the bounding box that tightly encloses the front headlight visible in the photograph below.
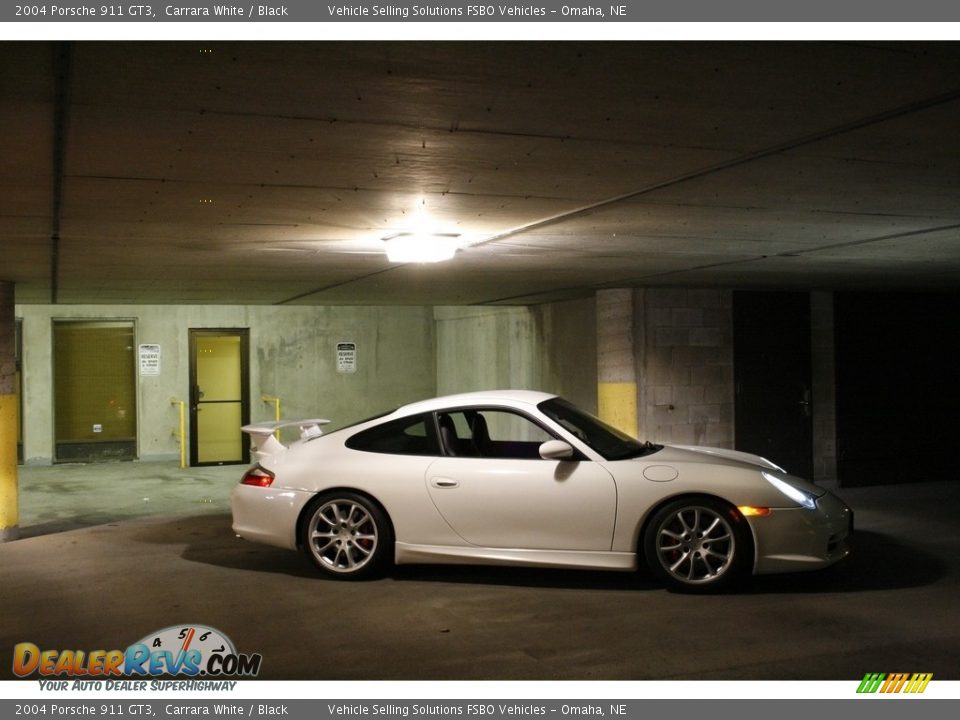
[762,471,817,509]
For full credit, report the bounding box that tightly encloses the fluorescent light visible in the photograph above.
[383,233,459,263]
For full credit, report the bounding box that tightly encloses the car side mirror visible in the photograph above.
[539,440,574,460]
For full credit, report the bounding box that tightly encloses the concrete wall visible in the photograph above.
[16,305,436,464]
[435,298,597,413]
[636,288,735,448]
[17,299,600,465]
[16,292,835,471]
[536,298,598,413]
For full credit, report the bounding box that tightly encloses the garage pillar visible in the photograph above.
[811,291,838,487]
[596,289,638,437]
[0,281,18,542]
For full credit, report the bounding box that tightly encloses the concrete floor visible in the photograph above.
[2,461,959,680]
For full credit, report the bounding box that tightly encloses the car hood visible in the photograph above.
[653,444,785,472]
[642,444,826,498]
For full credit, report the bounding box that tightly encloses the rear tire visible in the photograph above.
[643,496,752,593]
[301,491,393,580]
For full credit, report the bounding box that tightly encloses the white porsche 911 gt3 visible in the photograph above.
[231,390,851,591]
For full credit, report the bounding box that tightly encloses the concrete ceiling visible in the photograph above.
[2,41,959,306]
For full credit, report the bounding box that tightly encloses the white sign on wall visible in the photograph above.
[336,342,357,374]
[139,344,161,376]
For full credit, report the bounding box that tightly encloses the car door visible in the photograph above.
[425,408,617,551]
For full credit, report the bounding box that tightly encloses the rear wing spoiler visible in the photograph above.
[241,418,330,458]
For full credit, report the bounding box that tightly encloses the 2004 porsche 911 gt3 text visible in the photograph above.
[231,390,851,591]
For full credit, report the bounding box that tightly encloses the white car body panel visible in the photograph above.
[231,389,852,581]
[231,484,309,550]
[669,445,786,472]
[395,542,637,570]
[748,491,852,574]
[424,457,616,551]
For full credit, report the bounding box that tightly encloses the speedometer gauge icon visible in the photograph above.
[135,624,236,671]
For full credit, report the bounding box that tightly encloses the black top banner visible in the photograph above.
[5,0,960,22]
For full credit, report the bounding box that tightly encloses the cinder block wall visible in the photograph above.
[636,289,735,448]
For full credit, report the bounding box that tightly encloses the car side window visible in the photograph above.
[345,413,441,456]
[437,409,554,459]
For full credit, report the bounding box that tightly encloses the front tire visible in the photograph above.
[301,492,392,580]
[643,496,752,593]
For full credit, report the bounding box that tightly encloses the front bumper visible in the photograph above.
[749,490,852,575]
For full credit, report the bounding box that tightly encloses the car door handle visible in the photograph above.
[431,478,459,489]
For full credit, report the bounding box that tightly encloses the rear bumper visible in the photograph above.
[749,490,852,575]
[230,483,314,551]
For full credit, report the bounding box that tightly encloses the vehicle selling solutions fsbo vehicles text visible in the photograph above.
[325,5,552,17]
[327,705,623,717]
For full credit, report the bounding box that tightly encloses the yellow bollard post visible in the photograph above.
[171,399,187,469]
[1,282,19,542]
[178,400,187,469]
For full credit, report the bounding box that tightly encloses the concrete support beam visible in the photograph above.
[0,282,18,541]
[596,289,638,437]
[811,291,838,488]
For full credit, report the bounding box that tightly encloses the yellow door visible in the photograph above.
[53,321,137,462]
[190,330,249,466]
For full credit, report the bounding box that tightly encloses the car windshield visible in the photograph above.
[538,397,661,461]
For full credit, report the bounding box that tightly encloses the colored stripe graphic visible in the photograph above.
[906,673,933,693]
[858,672,932,694]
[881,673,908,693]
[857,673,885,693]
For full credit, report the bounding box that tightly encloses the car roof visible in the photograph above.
[395,389,558,416]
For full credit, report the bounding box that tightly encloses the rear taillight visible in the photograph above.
[241,466,274,487]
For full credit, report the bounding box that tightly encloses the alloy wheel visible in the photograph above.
[654,505,735,585]
[307,498,379,574]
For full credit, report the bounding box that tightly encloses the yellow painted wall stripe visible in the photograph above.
[0,393,19,532]
[597,382,638,439]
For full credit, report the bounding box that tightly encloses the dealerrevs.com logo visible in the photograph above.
[857,673,933,694]
[13,625,262,684]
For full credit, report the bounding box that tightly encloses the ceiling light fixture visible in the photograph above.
[383,232,461,263]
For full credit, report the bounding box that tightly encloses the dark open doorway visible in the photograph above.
[835,293,959,487]
[733,291,813,480]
